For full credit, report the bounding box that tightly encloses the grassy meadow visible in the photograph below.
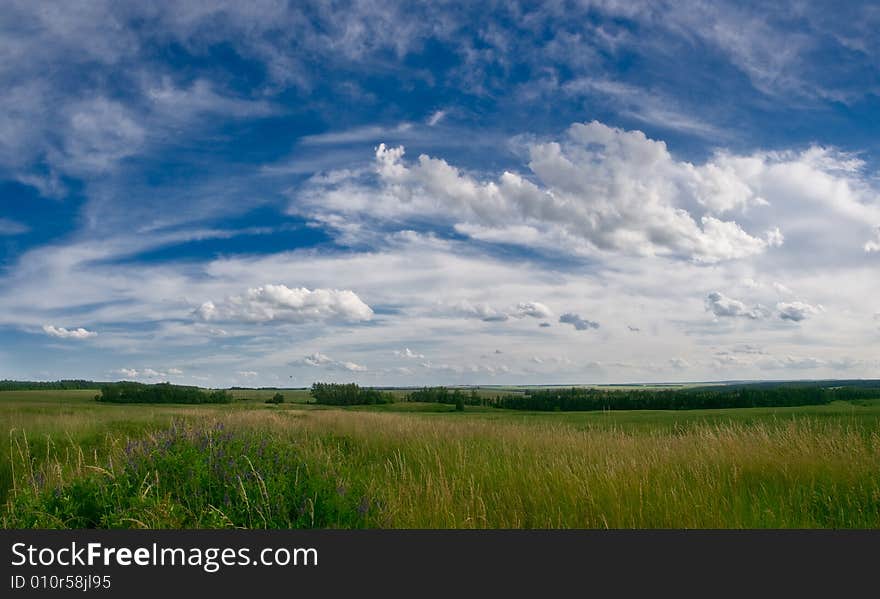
[2,388,880,528]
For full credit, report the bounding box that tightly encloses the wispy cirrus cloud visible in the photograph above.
[0,218,28,235]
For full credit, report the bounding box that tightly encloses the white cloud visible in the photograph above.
[513,301,553,319]
[42,325,97,339]
[298,352,367,372]
[757,355,828,370]
[705,292,765,319]
[393,348,425,359]
[559,313,599,330]
[112,367,179,380]
[427,110,447,126]
[437,299,552,322]
[296,122,880,278]
[0,218,29,235]
[301,353,334,367]
[237,370,259,377]
[146,77,275,121]
[58,98,146,174]
[772,282,793,296]
[865,227,880,252]
[195,284,373,324]
[296,121,787,264]
[300,122,413,146]
[442,300,509,322]
[562,78,724,138]
[337,361,368,373]
[421,361,511,376]
[777,301,823,322]
[669,358,691,369]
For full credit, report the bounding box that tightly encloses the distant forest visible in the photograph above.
[407,387,486,406]
[0,379,108,391]
[3,379,879,411]
[309,382,394,405]
[96,382,232,404]
[491,383,880,411]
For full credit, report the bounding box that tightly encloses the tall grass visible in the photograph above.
[4,406,879,528]
[4,418,380,528]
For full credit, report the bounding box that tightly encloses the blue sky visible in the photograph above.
[1,1,879,386]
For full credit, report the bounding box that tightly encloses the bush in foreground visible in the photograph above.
[3,421,381,528]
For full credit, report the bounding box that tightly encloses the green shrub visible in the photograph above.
[96,382,233,404]
[3,421,382,529]
[265,392,285,404]
[309,383,393,406]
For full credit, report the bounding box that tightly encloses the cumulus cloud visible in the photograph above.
[777,301,823,322]
[300,353,334,367]
[706,288,822,324]
[559,313,599,330]
[296,121,788,263]
[705,292,765,319]
[865,227,880,252]
[439,299,552,322]
[298,352,367,372]
[394,348,425,359]
[112,367,178,379]
[443,301,508,322]
[669,358,691,369]
[513,301,553,319]
[42,325,97,339]
[195,284,373,324]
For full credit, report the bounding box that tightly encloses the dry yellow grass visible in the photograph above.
[223,409,880,528]
[4,397,880,528]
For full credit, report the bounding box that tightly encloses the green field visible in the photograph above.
[2,389,880,528]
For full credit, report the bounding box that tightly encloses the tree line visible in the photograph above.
[0,380,107,391]
[490,384,880,412]
[310,382,394,405]
[96,382,232,404]
[406,387,485,409]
